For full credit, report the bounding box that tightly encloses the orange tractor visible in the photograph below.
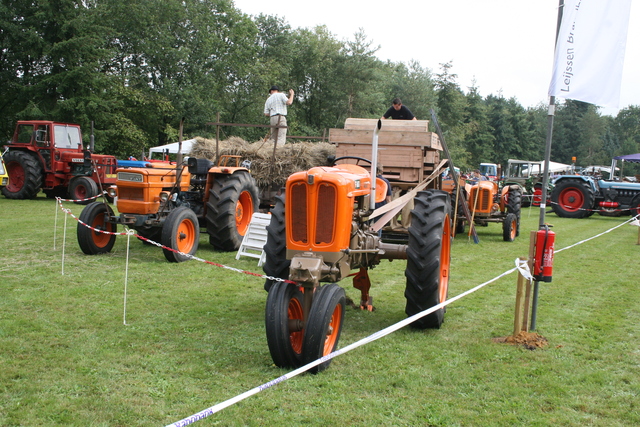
[262,122,452,373]
[454,180,522,242]
[77,155,259,262]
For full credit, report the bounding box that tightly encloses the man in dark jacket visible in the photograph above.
[381,98,417,120]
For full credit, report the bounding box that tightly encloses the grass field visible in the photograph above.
[1,194,639,426]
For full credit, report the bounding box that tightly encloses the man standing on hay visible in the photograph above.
[264,85,294,147]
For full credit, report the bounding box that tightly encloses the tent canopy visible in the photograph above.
[613,153,640,163]
[546,161,573,174]
[148,139,196,158]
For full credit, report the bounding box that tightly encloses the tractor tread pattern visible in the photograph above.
[206,171,259,251]
[404,190,451,329]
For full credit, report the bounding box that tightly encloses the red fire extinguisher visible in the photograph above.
[534,225,555,282]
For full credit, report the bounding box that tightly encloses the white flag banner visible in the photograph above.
[548,0,632,109]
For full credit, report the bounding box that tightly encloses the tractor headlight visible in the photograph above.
[108,187,117,198]
[159,192,169,202]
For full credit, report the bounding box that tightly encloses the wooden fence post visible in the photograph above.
[513,256,532,335]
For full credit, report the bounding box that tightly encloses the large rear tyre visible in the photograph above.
[162,207,199,262]
[69,176,99,204]
[265,280,305,368]
[302,283,346,373]
[262,194,289,292]
[502,212,517,242]
[550,179,594,218]
[1,150,43,199]
[405,190,452,329]
[77,202,117,254]
[206,171,259,251]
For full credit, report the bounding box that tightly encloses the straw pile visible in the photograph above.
[190,137,336,188]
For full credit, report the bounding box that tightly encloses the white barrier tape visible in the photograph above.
[167,214,637,426]
[555,214,638,254]
[166,266,518,427]
[514,258,533,281]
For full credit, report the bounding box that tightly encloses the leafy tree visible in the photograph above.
[434,61,469,168]
[338,29,387,120]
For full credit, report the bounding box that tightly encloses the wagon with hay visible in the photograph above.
[189,136,336,209]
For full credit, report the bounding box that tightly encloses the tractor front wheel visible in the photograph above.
[1,150,43,199]
[265,280,305,368]
[206,171,259,251]
[405,190,452,329]
[77,202,117,254]
[262,193,289,292]
[506,187,522,236]
[69,176,99,204]
[503,212,517,242]
[162,207,200,262]
[302,283,346,373]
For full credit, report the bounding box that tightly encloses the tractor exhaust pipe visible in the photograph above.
[89,121,95,152]
[370,119,382,211]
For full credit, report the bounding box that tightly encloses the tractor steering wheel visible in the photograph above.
[331,156,372,166]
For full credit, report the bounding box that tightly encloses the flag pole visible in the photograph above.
[531,0,564,331]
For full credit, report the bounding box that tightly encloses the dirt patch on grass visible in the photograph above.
[493,331,548,350]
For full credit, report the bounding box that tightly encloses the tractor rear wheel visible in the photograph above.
[206,171,259,251]
[404,190,452,329]
[302,283,346,373]
[265,280,305,368]
[162,207,199,262]
[262,194,289,292]
[69,176,99,204]
[77,202,117,254]
[1,150,43,199]
[550,179,594,218]
[503,212,517,242]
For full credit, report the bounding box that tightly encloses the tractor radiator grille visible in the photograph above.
[471,187,491,212]
[290,183,308,243]
[118,187,144,201]
[315,184,336,244]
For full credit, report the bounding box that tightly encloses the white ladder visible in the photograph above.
[235,212,271,266]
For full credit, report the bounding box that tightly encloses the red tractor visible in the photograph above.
[262,150,452,372]
[1,120,117,201]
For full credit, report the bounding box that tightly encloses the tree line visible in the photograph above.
[2,0,639,173]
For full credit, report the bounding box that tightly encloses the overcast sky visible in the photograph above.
[233,0,639,117]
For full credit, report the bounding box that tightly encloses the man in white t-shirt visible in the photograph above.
[263,85,294,147]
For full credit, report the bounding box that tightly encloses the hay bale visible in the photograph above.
[190,137,336,187]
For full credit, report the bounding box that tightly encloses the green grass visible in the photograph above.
[1,194,639,426]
